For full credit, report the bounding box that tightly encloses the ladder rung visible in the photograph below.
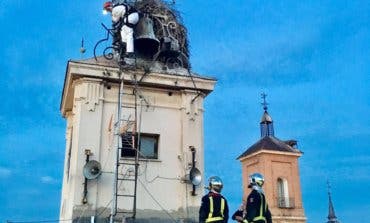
[118,147,136,150]
[115,81,138,216]
[118,162,137,165]
[119,120,135,123]
[116,210,134,214]
[121,105,136,109]
[121,92,135,95]
[117,194,135,197]
[117,178,136,181]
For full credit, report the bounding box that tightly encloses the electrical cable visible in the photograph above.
[99,170,132,217]
[102,114,115,173]
[96,199,113,217]
[146,175,180,183]
[6,219,72,223]
[76,204,89,223]
[112,60,199,220]
[137,178,178,223]
[186,69,203,104]
[136,97,180,184]
[26,202,88,223]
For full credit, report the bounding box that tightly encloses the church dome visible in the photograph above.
[260,111,273,123]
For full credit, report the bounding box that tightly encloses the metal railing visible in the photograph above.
[277,197,295,208]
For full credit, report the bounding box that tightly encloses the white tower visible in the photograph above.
[59,1,216,222]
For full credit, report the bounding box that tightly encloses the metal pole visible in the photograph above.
[133,74,139,219]
[83,150,91,204]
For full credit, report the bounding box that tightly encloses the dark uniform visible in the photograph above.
[231,209,244,222]
[244,190,272,223]
[199,192,229,223]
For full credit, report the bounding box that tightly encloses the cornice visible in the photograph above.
[60,61,216,117]
[239,149,302,162]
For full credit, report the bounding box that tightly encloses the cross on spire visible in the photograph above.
[261,92,268,111]
[259,92,274,137]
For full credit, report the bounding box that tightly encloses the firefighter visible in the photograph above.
[243,173,272,223]
[199,176,229,223]
[103,1,139,56]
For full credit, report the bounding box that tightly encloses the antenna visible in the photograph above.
[261,92,268,111]
[80,37,86,56]
[327,179,331,196]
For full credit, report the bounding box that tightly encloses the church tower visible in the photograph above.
[327,181,340,223]
[59,1,216,222]
[237,94,306,223]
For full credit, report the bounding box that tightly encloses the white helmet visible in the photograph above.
[249,173,264,187]
[208,176,223,193]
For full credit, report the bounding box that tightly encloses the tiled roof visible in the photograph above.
[69,56,215,79]
[237,136,302,159]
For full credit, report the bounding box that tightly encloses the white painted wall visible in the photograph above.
[59,62,215,222]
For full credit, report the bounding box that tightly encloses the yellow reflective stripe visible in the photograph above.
[220,198,225,217]
[207,196,225,222]
[206,217,224,222]
[259,193,263,217]
[208,196,214,219]
[252,193,266,222]
[260,194,266,217]
[253,216,266,222]
[243,220,249,223]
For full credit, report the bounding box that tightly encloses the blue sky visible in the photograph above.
[0,0,369,223]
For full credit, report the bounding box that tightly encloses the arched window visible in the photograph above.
[277,178,290,208]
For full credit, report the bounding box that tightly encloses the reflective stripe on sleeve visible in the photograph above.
[206,217,224,222]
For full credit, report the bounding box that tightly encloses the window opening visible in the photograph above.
[277,178,290,208]
[121,132,159,159]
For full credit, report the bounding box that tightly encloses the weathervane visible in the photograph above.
[261,92,268,111]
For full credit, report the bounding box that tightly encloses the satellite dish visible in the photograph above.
[189,167,202,186]
[83,160,102,180]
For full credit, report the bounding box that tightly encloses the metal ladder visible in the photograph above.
[111,72,141,222]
